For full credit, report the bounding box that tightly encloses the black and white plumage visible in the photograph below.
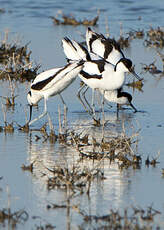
[101,88,137,112]
[62,37,141,88]
[86,27,125,64]
[62,36,141,114]
[79,58,140,115]
[62,37,92,62]
[85,28,139,114]
[78,58,140,91]
[62,27,125,64]
[27,61,84,125]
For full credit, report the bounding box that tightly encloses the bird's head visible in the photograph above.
[115,58,142,81]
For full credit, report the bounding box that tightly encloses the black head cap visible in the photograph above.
[121,58,132,69]
[114,58,133,71]
[28,91,31,96]
[117,89,132,103]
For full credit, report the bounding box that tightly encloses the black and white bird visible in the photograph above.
[80,27,126,108]
[101,88,137,113]
[62,37,141,115]
[63,27,125,64]
[86,27,125,64]
[27,61,84,125]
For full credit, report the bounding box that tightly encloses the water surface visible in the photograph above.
[0,0,164,229]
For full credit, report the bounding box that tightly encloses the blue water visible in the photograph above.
[0,0,164,229]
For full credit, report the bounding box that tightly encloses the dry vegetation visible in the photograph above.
[51,12,99,26]
[0,23,164,229]
[0,30,40,82]
[0,208,28,229]
[46,163,104,195]
[76,205,161,230]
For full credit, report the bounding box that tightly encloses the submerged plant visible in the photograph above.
[76,205,161,230]
[46,163,104,195]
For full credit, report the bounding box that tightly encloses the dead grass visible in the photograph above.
[76,205,161,230]
[126,80,144,92]
[51,13,99,26]
[46,163,104,196]
[46,202,161,230]
[145,26,164,48]
[0,30,40,82]
[0,208,28,229]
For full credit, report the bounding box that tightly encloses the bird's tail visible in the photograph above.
[86,27,106,53]
[62,37,91,63]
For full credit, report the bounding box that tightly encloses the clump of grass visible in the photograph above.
[116,23,131,48]
[46,202,162,229]
[145,151,160,167]
[0,208,28,229]
[128,29,145,39]
[69,124,141,169]
[18,123,30,132]
[21,162,34,172]
[144,26,164,48]
[3,122,14,133]
[162,169,164,177]
[25,114,141,170]
[126,79,144,92]
[32,216,55,230]
[51,12,99,26]
[0,30,40,82]
[0,74,18,109]
[141,60,163,75]
[33,222,55,230]
[46,163,104,195]
[0,8,5,14]
[76,205,161,230]
[117,35,130,48]
[1,102,14,132]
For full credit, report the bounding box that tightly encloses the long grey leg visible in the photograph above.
[77,85,97,118]
[47,112,54,132]
[77,84,86,99]
[91,89,96,116]
[116,103,119,119]
[77,84,92,114]
[82,86,94,115]
[101,90,105,125]
[59,94,67,108]
[129,102,138,112]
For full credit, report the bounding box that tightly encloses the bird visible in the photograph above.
[61,36,92,63]
[79,58,140,116]
[62,28,125,64]
[80,27,126,104]
[100,88,137,113]
[86,27,125,64]
[62,37,141,116]
[27,61,84,126]
[78,27,126,109]
[62,27,125,64]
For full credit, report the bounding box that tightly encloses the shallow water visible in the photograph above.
[0,0,164,229]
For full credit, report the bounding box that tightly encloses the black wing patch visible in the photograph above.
[103,39,114,60]
[31,64,69,90]
[64,37,91,61]
[77,42,91,61]
[80,70,102,79]
[31,75,54,90]
[91,60,105,73]
[117,88,132,102]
